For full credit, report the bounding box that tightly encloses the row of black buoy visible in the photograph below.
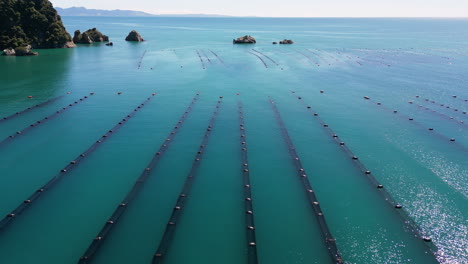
[0,94,156,232]
[365,97,467,151]
[408,100,466,126]
[268,98,343,264]
[295,49,320,66]
[238,102,259,264]
[415,96,467,116]
[0,95,65,124]
[247,51,268,68]
[152,99,223,264]
[208,50,225,65]
[292,92,436,248]
[0,95,92,148]
[200,50,212,64]
[137,50,147,70]
[195,50,206,70]
[252,49,279,66]
[78,94,200,264]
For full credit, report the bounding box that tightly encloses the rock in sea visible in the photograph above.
[2,45,38,56]
[73,28,109,44]
[125,30,145,42]
[233,35,256,44]
[279,39,294,44]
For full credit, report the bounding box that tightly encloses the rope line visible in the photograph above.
[294,49,319,66]
[364,97,468,153]
[208,50,225,65]
[200,50,212,64]
[408,101,466,126]
[0,95,65,123]
[268,98,343,264]
[77,94,200,264]
[252,49,278,66]
[238,102,258,264]
[137,50,147,69]
[0,95,155,232]
[247,51,268,68]
[0,95,91,148]
[152,99,223,264]
[415,96,467,116]
[196,50,206,69]
[291,92,438,253]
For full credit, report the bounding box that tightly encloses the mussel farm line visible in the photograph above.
[152,99,223,264]
[247,51,268,68]
[238,102,258,264]
[407,101,466,126]
[364,97,468,153]
[415,96,467,116]
[269,98,343,264]
[137,50,147,70]
[252,49,279,66]
[0,95,155,232]
[292,93,438,253]
[0,95,91,148]
[196,50,206,70]
[0,95,64,124]
[78,94,200,264]
[294,49,319,66]
[200,50,212,64]
[208,50,225,65]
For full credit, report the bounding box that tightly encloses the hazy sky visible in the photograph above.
[50,0,468,17]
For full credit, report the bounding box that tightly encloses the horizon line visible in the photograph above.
[55,6,468,19]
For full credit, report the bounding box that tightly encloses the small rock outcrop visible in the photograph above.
[2,45,38,56]
[272,42,278,44]
[73,28,109,44]
[279,39,294,44]
[233,35,256,44]
[125,30,144,41]
[106,42,113,46]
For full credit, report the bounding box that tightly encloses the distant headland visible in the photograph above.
[55,7,232,18]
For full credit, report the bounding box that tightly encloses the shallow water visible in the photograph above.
[0,17,466,264]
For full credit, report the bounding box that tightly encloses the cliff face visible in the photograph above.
[0,0,73,50]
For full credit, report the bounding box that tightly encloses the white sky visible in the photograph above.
[50,0,468,17]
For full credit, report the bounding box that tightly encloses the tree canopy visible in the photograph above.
[0,0,72,49]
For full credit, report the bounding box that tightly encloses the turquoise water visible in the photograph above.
[0,17,467,264]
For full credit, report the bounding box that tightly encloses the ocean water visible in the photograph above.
[0,17,467,264]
